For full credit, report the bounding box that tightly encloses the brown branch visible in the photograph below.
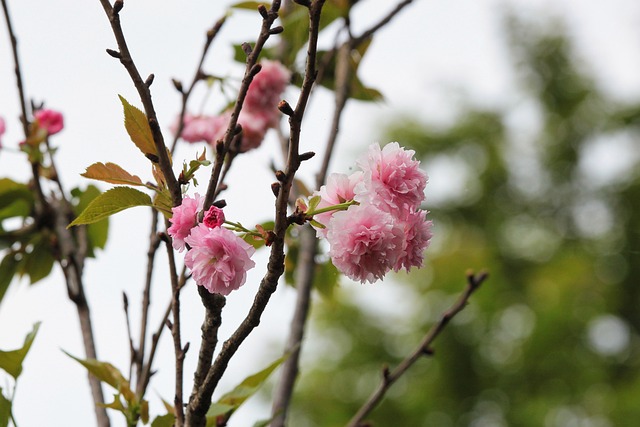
[351,0,415,47]
[171,15,228,153]
[97,0,181,206]
[346,271,489,427]
[135,210,161,396]
[184,2,326,425]
[202,2,282,211]
[163,223,188,426]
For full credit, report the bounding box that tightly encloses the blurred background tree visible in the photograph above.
[278,12,640,427]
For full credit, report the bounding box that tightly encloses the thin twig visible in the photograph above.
[171,15,228,153]
[1,0,28,136]
[122,291,136,381]
[351,0,415,47]
[346,271,489,427]
[97,0,181,206]
[135,211,161,397]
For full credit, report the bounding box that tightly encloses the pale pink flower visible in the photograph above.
[311,171,363,238]
[167,194,204,252]
[326,203,404,284]
[207,110,269,153]
[34,109,64,135]
[184,224,256,295]
[394,209,433,272]
[356,142,427,215]
[245,60,291,126]
[203,206,225,228]
[174,114,225,144]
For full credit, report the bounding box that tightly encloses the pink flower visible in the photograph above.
[326,203,404,283]
[174,114,225,144]
[184,224,256,295]
[311,171,363,238]
[167,194,204,252]
[203,206,225,228]
[207,110,269,153]
[0,117,5,147]
[245,60,291,126]
[394,209,433,272]
[356,142,427,215]
[34,109,64,135]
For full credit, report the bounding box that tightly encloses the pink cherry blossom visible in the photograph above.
[184,224,256,295]
[174,114,225,144]
[34,109,64,135]
[394,209,433,272]
[311,171,363,238]
[245,60,291,126]
[167,193,204,252]
[326,203,405,284]
[356,142,427,215]
[203,206,225,228]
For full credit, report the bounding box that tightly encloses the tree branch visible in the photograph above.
[346,271,489,427]
[97,0,181,206]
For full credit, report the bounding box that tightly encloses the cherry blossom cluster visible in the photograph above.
[0,117,5,147]
[311,142,432,284]
[174,60,290,152]
[167,194,256,295]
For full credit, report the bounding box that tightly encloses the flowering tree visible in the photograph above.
[0,1,486,426]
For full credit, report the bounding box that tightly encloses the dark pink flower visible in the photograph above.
[326,203,404,284]
[184,224,256,295]
[34,109,64,135]
[394,209,433,272]
[0,117,5,147]
[167,194,204,252]
[203,206,225,228]
[356,142,427,215]
[311,171,363,238]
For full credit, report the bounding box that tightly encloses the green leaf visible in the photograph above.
[81,162,145,186]
[72,186,110,256]
[0,322,40,380]
[118,95,157,157]
[151,414,176,427]
[21,234,55,285]
[314,260,340,300]
[206,356,287,426]
[0,254,19,306]
[68,187,152,227]
[0,179,33,220]
[230,1,269,10]
[0,387,11,427]
[64,351,135,402]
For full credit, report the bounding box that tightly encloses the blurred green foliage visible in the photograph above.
[286,15,640,427]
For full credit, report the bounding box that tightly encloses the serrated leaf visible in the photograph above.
[0,322,40,379]
[206,356,287,426]
[118,95,157,157]
[82,162,145,186]
[64,351,135,402]
[99,394,125,411]
[70,186,110,257]
[68,187,152,227]
[153,191,173,218]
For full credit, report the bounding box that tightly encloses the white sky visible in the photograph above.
[1,0,639,426]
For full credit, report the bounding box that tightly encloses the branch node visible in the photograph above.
[249,63,262,78]
[113,0,124,15]
[271,182,281,197]
[212,199,227,209]
[278,100,294,116]
[269,26,284,35]
[275,170,287,182]
[293,0,311,7]
[257,4,269,19]
[106,48,121,59]
[299,151,316,161]
[183,342,190,355]
[422,347,435,356]
[145,73,155,87]
[241,42,253,56]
